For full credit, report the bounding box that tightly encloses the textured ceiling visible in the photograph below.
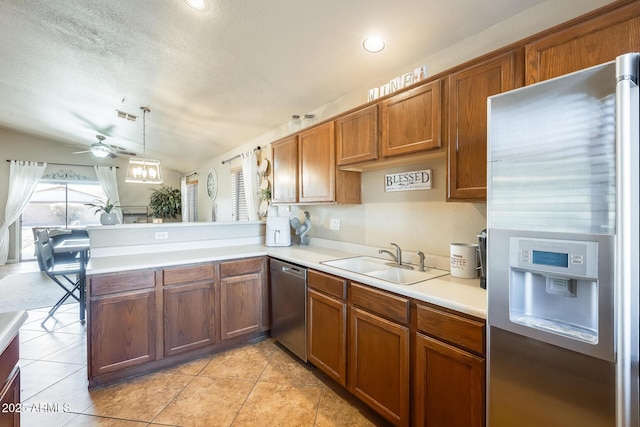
[0,0,560,173]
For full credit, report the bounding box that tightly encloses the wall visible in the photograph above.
[194,0,612,258]
[0,127,182,261]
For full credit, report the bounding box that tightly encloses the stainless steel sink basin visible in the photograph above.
[321,256,449,285]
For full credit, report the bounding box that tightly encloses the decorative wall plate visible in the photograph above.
[206,169,218,200]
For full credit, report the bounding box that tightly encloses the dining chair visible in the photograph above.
[35,231,84,326]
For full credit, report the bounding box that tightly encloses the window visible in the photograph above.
[231,167,248,221]
[21,182,106,260]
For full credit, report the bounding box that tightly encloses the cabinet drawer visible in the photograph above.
[90,270,156,297]
[308,270,346,301]
[350,282,409,325]
[163,263,214,286]
[416,304,485,356]
[221,257,263,277]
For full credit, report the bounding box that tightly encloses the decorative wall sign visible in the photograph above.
[368,65,428,101]
[384,169,432,192]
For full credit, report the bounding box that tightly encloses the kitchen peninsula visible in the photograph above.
[85,222,486,425]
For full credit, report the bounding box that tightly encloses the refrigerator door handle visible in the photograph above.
[614,52,640,427]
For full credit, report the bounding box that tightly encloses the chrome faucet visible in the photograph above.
[379,243,413,270]
[417,251,426,272]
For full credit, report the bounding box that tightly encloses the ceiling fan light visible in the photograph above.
[91,147,110,158]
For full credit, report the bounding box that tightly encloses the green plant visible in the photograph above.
[85,198,120,214]
[149,186,182,219]
[259,187,271,201]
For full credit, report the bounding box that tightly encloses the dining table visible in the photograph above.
[53,238,90,323]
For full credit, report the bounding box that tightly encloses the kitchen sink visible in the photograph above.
[321,256,449,285]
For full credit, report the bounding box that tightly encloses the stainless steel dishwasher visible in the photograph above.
[270,258,307,361]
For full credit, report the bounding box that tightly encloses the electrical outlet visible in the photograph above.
[329,218,341,230]
[155,231,168,239]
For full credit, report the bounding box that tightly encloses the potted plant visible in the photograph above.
[85,198,120,225]
[149,186,182,222]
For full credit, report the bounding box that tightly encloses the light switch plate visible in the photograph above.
[329,218,341,230]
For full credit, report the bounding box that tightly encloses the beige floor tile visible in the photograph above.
[153,376,254,427]
[20,360,84,401]
[19,329,47,344]
[83,371,194,422]
[199,346,270,381]
[65,414,150,426]
[20,330,84,360]
[232,381,321,427]
[314,387,379,427]
[163,356,210,377]
[24,367,92,415]
[41,338,87,365]
[20,406,79,427]
[259,349,323,387]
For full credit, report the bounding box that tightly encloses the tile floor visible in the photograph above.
[7,262,389,427]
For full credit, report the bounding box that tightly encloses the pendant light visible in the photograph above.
[125,106,163,184]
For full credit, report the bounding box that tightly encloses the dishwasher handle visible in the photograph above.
[272,260,307,280]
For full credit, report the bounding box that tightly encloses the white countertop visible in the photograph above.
[87,240,486,319]
[0,310,28,353]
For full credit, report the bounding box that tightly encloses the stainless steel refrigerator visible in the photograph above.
[487,53,639,426]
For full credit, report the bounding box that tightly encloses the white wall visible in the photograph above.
[0,127,182,261]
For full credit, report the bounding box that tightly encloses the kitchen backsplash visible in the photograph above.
[284,156,487,258]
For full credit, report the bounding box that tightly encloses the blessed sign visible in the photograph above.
[384,169,432,192]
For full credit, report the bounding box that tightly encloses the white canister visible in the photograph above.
[450,243,479,279]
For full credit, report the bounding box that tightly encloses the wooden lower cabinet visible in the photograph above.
[305,272,487,427]
[349,306,410,426]
[163,263,215,356]
[219,257,267,340]
[415,333,485,427]
[307,288,347,387]
[87,257,268,386]
[89,287,156,377]
[0,335,20,427]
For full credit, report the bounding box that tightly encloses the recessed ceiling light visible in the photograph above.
[182,0,208,11]
[363,37,385,53]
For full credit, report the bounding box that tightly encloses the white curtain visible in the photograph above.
[0,161,46,264]
[241,150,259,221]
[181,177,190,222]
[94,166,122,223]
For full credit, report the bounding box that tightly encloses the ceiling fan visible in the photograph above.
[72,135,136,158]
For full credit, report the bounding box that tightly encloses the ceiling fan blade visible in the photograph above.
[72,150,91,154]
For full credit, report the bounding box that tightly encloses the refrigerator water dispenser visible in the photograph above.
[508,237,606,349]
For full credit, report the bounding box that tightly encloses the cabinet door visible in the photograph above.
[336,104,379,166]
[164,281,215,356]
[220,272,264,340]
[271,135,298,204]
[89,288,156,376]
[308,288,347,387]
[526,2,640,84]
[380,79,442,158]
[349,306,410,426]
[298,122,336,203]
[448,51,516,201]
[415,333,485,427]
[0,369,20,427]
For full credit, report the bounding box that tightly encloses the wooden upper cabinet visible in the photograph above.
[298,122,336,203]
[380,79,442,158]
[448,50,517,201]
[271,135,298,204]
[526,2,640,84]
[336,104,379,166]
